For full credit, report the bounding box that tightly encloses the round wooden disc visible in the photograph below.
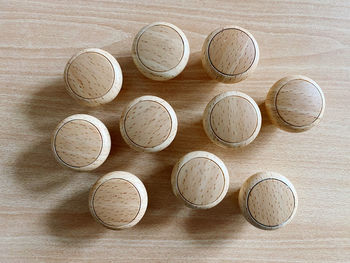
[92,179,141,228]
[125,100,171,147]
[201,26,259,83]
[203,91,262,148]
[89,171,148,230]
[54,119,102,167]
[136,24,184,72]
[266,75,325,132]
[208,28,256,76]
[248,179,295,227]
[171,151,229,209]
[132,22,190,81]
[120,96,177,152]
[66,51,115,99]
[238,172,298,230]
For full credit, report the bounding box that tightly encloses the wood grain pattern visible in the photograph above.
[132,22,190,80]
[89,171,148,230]
[266,75,325,132]
[201,26,259,83]
[203,91,262,148]
[238,171,298,230]
[171,151,229,209]
[64,48,123,107]
[51,114,111,171]
[0,0,350,262]
[120,95,177,152]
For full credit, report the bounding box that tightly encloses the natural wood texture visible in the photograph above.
[89,171,148,230]
[1,0,350,262]
[171,151,229,209]
[120,95,177,152]
[51,114,111,171]
[201,26,259,83]
[132,22,190,81]
[64,48,123,107]
[266,75,325,132]
[238,172,298,230]
[203,91,262,148]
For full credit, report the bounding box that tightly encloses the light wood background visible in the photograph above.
[0,0,349,262]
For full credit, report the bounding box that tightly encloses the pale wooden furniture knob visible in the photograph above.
[89,171,148,230]
[171,151,229,209]
[132,22,190,81]
[51,114,111,171]
[203,91,262,148]
[201,26,259,83]
[238,172,298,230]
[265,75,325,132]
[64,48,123,107]
[120,95,178,152]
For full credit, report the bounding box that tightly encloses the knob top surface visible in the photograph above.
[93,178,140,228]
[171,151,229,209]
[66,51,114,99]
[203,91,261,148]
[208,27,256,76]
[132,22,190,81]
[52,114,111,171]
[64,48,123,106]
[54,118,102,167]
[239,172,298,230]
[120,96,177,152]
[136,24,184,72]
[266,75,325,132]
[89,171,148,230]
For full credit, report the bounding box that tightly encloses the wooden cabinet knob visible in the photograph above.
[132,22,190,81]
[201,26,259,83]
[203,91,262,148]
[171,151,229,209]
[89,171,148,230]
[51,114,111,171]
[120,95,177,152]
[265,75,325,132]
[238,172,298,230]
[64,48,123,107]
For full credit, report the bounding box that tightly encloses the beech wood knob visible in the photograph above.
[120,95,178,152]
[238,171,298,230]
[51,114,111,171]
[89,171,148,230]
[64,48,123,107]
[171,151,229,209]
[203,91,262,148]
[265,75,325,132]
[132,22,190,81]
[201,26,259,83]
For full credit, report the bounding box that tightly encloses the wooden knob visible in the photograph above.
[203,91,262,148]
[120,95,177,152]
[132,22,190,81]
[265,75,325,132]
[89,171,148,230]
[238,172,298,230]
[51,114,111,171]
[171,151,229,209]
[64,48,123,107]
[201,26,259,83]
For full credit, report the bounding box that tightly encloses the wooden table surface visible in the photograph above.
[1,0,349,262]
